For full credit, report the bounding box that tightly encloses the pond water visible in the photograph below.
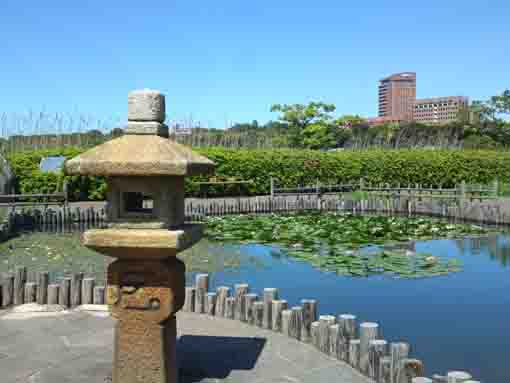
[1,230,509,381]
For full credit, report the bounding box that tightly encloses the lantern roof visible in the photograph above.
[64,89,214,177]
[64,134,214,176]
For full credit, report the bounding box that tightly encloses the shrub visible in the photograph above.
[7,147,507,200]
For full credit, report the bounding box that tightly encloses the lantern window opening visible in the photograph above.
[122,191,155,217]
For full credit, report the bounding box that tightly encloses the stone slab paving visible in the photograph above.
[0,305,372,383]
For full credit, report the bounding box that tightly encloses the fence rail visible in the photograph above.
[270,177,499,200]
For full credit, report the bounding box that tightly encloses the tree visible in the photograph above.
[270,102,336,148]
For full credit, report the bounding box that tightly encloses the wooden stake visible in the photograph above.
[81,278,95,305]
[319,315,336,353]
[263,288,278,329]
[244,293,258,324]
[225,297,235,319]
[253,301,264,327]
[379,356,392,383]
[59,277,71,307]
[290,306,303,340]
[24,282,37,303]
[37,271,49,305]
[369,339,388,380]
[194,274,209,314]
[71,272,83,307]
[360,322,379,374]
[48,284,59,305]
[391,342,410,383]
[349,339,361,370]
[215,286,230,317]
[206,292,216,316]
[93,286,105,304]
[338,314,357,362]
[311,321,320,348]
[14,266,27,305]
[300,299,317,343]
[234,283,249,321]
[271,300,288,332]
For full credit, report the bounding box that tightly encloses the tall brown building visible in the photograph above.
[378,72,416,120]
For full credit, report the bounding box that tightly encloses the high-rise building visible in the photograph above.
[413,96,470,124]
[378,72,416,120]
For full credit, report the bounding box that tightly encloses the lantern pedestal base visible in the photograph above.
[106,257,186,383]
[113,316,177,383]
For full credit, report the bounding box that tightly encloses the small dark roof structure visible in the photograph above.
[40,156,66,173]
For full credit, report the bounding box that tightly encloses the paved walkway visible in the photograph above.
[0,304,372,383]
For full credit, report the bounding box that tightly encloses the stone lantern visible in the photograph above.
[64,89,214,383]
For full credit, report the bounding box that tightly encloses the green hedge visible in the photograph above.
[7,147,506,200]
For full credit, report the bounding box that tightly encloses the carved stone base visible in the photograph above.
[113,316,177,383]
[107,257,185,383]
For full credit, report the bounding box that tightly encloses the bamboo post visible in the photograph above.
[369,339,388,380]
[2,273,14,307]
[24,282,37,303]
[379,356,392,383]
[93,286,105,304]
[338,314,357,362]
[290,306,303,340]
[318,315,336,353]
[263,288,278,329]
[81,277,95,305]
[59,277,71,307]
[225,297,235,319]
[71,272,83,307]
[349,339,361,370]
[14,266,27,305]
[195,274,209,314]
[360,322,379,374]
[301,299,317,342]
[37,271,49,305]
[446,371,472,383]
[234,283,249,321]
[244,293,258,324]
[270,177,275,197]
[391,342,410,383]
[184,286,195,312]
[206,292,216,316]
[47,284,59,305]
[215,286,230,317]
[271,299,288,331]
[396,359,425,383]
[253,301,264,327]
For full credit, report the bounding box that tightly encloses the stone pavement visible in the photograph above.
[0,304,372,383]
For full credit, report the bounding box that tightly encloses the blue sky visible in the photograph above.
[1,0,509,129]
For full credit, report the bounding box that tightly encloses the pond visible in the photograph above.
[0,217,509,382]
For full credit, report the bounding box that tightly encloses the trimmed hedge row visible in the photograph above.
[6,147,505,200]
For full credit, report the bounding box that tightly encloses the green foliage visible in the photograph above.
[270,102,338,148]
[7,147,106,200]
[206,213,485,278]
[463,135,501,149]
[8,147,509,199]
